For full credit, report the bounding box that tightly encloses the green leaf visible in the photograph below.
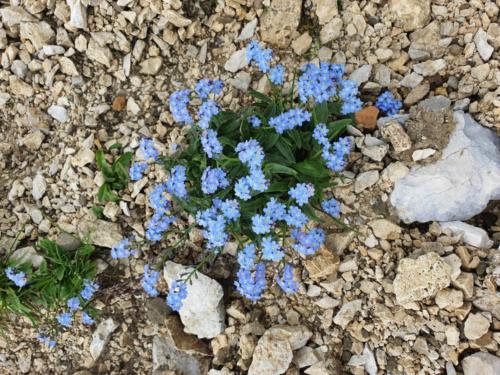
[95,149,114,178]
[266,180,291,193]
[248,90,272,104]
[301,204,325,223]
[294,159,329,178]
[97,183,119,203]
[108,143,122,151]
[265,163,298,177]
[112,160,129,183]
[275,139,296,163]
[288,130,303,149]
[313,102,329,124]
[327,119,352,138]
[91,205,104,219]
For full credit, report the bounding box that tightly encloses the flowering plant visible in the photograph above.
[122,41,401,309]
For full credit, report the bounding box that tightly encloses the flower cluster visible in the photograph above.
[141,265,160,297]
[166,280,188,311]
[313,123,351,172]
[298,63,345,103]
[56,279,98,330]
[376,91,402,116]
[37,333,56,348]
[5,267,27,287]
[269,108,312,134]
[246,40,273,73]
[234,139,268,200]
[129,138,159,181]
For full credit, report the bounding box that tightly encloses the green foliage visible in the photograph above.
[0,237,97,325]
[95,145,132,204]
[162,89,352,239]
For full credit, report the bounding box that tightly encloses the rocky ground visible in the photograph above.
[0,0,499,374]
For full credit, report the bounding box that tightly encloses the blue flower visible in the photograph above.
[169,89,193,125]
[67,297,80,311]
[252,214,273,235]
[248,115,262,128]
[201,129,223,158]
[237,244,256,269]
[264,198,287,222]
[203,215,228,249]
[140,138,159,160]
[37,333,56,348]
[261,236,284,261]
[235,263,267,301]
[80,279,99,301]
[269,65,285,85]
[246,40,273,73]
[289,183,315,207]
[323,137,351,172]
[235,139,264,170]
[284,206,308,228]
[149,183,170,212]
[166,165,187,198]
[322,198,340,218]
[166,280,188,312]
[339,80,362,115]
[298,63,344,103]
[248,169,268,193]
[375,91,402,116]
[291,228,325,255]
[312,123,329,148]
[57,312,73,328]
[198,100,220,129]
[276,264,299,294]
[111,238,132,259]
[142,265,160,297]
[201,167,229,194]
[220,199,240,221]
[82,312,95,325]
[234,177,252,200]
[5,267,27,287]
[129,162,148,181]
[268,108,312,134]
[146,212,175,242]
[195,79,224,100]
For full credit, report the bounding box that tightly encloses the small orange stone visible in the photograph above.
[355,106,380,130]
[112,95,126,111]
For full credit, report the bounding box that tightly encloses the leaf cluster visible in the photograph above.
[95,145,132,204]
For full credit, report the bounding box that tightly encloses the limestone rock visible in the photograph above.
[393,252,451,305]
[164,261,225,339]
[389,0,431,32]
[413,59,447,76]
[312,0,338,25]
[464,313,490,340]
[20,21,54,50]
[48,105,69,123]
[304,246,339,281]
[164,10,192,28]
[260,0,301,48]
[248,327,294,375]
[320,18,343,44]
[86,38,113,67]
[474,29,494,62]
[354,171,379,193]
[435,289,463,311]
[292,32,312,55]
[368,219,401,240]
[462,352,500,375]
[90,318,118,360]
[77,218,122,248]
[473,292,500,320]
[440,221,493,248]
[380,121,412,153]
[140,57,162,75]
[224,49,247,73]
[67,0,87,29]
[349,65,372,86]
[391,112,500,223]
[32,173,46,200]
[237,19,258,41]
[333,299,362,329]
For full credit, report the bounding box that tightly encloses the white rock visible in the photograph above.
[464,313,490,340]
[320,18,343,44]
[413,59,447,76]
[42,45,65,56]
[412,148,436,161]
[90,318,118,360]
[347,345,377,375]
[140,57,162,75]
[333,299,362,329]
[462,352,500,375]
[474,29,494,61]
[389,0,431,31]
[391,112,500,223]
[67,0,87,29]
[10,246,43,268]
[72,148,95,167]
[312,0,338,25]
[248,327,294,375]
[59,57,79,76]
[237,19,258,41]
[19,21,54,50]
[164,261,225,339]
[440,221,492,248]
[224,49,248,73]
[32,173,46,200]
[354,171,379,193]
[442,254,461,281]
[48,105,69,123]
[259,0,301,48]
[393,252,451,305]
[368,219,402,240]
[361,143,388,162]
[229,71,251,91]
[381,162,410,183]
[445,325,460,346]
[77,218,122,248]
[400,72,423,88]
[349,65,372,85]
[164,9,192,28]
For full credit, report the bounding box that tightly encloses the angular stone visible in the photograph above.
[320,18,343,44]
[452,272,474,300]
[90,318,118,360]
[464,313,490,340]
[32,173,46,200]
[349,65,372,86]
[473,292,500,320]
[404,82,430,105]
[140,57,162,75]
[389,0,431,32]
[20,21,54,50]
[333,299,362,329]
[77,218,122,249]
[9,76,34,97]
[237,19,258,41]
[355,106,379,130]
[462,352,500,375]
[312,0,338,25]
[86,38,113,67]
[22,131,44,151]
[0,7,36,29]
[380,121,412,153]
[260,0,301,48]
[48,105,69,123]
[248,327,293,375]
[435,289,463,311]
[304,246,339,281]
[164,9,192,28]
[440,221,493,249]
[381,162,410,183]
[224,49,247,73]
[393,252,451,305]
[354,171,379,193]
[368,219,401,240]
[413,59,447,76]
[412,148,436,161]
[391,112,500,223]
[10,246,43,268]
[164,261,225,339]
[59,56,79,76]
[474,29,494,62]
[291,32,312,55]
[67,0,87,29]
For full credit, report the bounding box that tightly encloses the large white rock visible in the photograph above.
[391,111,500,223]
[67,0,87,29]
[163,261,225,339]
[462,352,500,375]
[90,318,118,360]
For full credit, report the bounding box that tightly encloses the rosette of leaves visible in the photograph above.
[95,146,133,204]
